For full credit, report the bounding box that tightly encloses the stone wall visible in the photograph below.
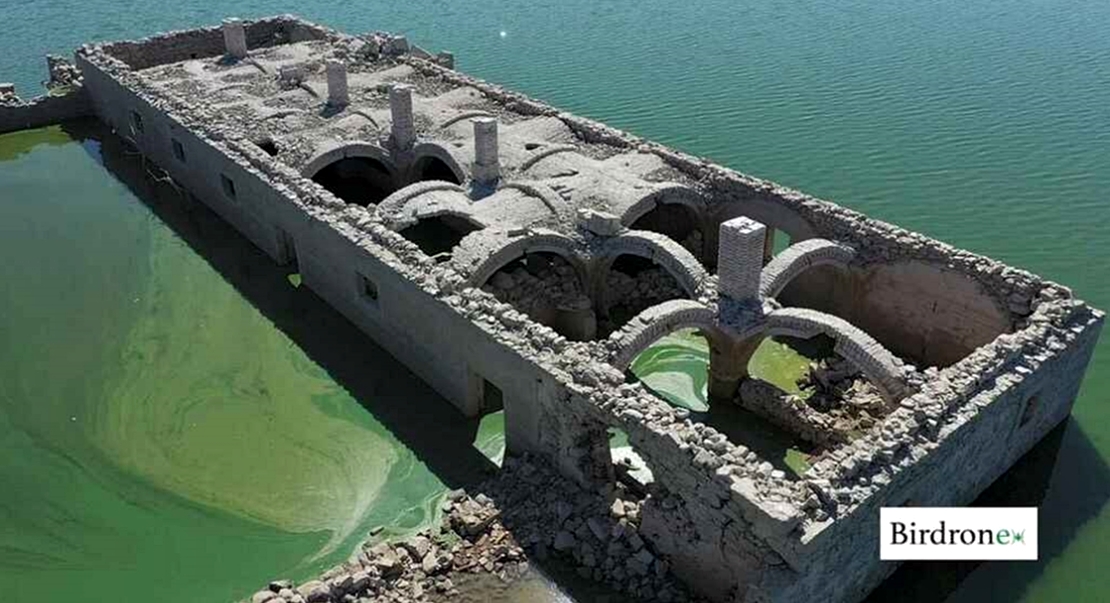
[69,17,1104,603]
[0,89,90,134]
[96,15,331,70]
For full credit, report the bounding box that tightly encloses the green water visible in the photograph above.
[631,329,812,411]
[630,330,814,475]
[3,1,1109,601]
[0,125,500,602]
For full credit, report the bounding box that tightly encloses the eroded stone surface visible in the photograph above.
[51,15,1104,603]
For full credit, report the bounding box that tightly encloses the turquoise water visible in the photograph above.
[3,1,1109,602]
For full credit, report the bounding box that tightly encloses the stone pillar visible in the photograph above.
[472,117,500,184]
[325,60,349,107]
[552,298,597,342]
[390,84,416,150]
[718,216,766,302]
[222,18,248,60]
[762,228,776,264]
[708,337,761,402]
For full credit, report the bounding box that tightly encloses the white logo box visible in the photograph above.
[880,507,1038,561]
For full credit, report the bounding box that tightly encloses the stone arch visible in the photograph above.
[455,229,588,290]
[777,259,1014,368]
[376,181,468,228]
[594,231,709,300]
[592,231,710,336]
[408,142,467,185]
[759,307,911,403]
[456,230,594,339]
[711,197,817,244]
[620,184,707,228]
[759,239,856,299]
[623,185,709,263]
[301,142,401,205]
[708,197,817,265]
[607,300,719,370]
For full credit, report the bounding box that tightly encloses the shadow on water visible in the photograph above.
[866,418,1110,603]
[68,118,629,602]
[65,119,495,491]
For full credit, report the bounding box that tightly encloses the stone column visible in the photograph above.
[222,18,248,60]
[718,216,766,302]
[325,60,349,107]
[390,84,416,151]
[472,117,500,184]
[708,337,761,402]
[762,228,776,264]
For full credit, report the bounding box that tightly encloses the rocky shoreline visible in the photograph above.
[248,455,702,603]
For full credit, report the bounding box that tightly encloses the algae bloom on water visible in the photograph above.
[629,328,813,411]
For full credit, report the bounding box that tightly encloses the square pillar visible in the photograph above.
[326,60,349,107]
[390,84,415,150]
[222,18,248,60]
[718,216,766,302]
[472,117,500,184]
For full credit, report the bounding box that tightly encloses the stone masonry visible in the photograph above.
[2,14,1101,603]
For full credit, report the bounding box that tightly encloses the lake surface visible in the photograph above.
[2,1,1109,602]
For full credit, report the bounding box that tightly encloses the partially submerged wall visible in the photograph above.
[0,90,90,134]
[0,56,91,134]
[70,17,1104,603]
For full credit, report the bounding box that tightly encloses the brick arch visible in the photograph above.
[301,141,400,180]
[759,239,857,299]
[408,141,468,184]
[607,299,719,370]
[376,181,468,228]
[758,307,912,403]
[593,230,710,304]
[454,229,588,290]
[620,184,707,228]
[709,196,817,248]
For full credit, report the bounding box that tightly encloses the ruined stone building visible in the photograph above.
[2,15,1102,603]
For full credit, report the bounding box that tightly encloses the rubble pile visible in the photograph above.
[481,258,589,323]
[248,455,702,603]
